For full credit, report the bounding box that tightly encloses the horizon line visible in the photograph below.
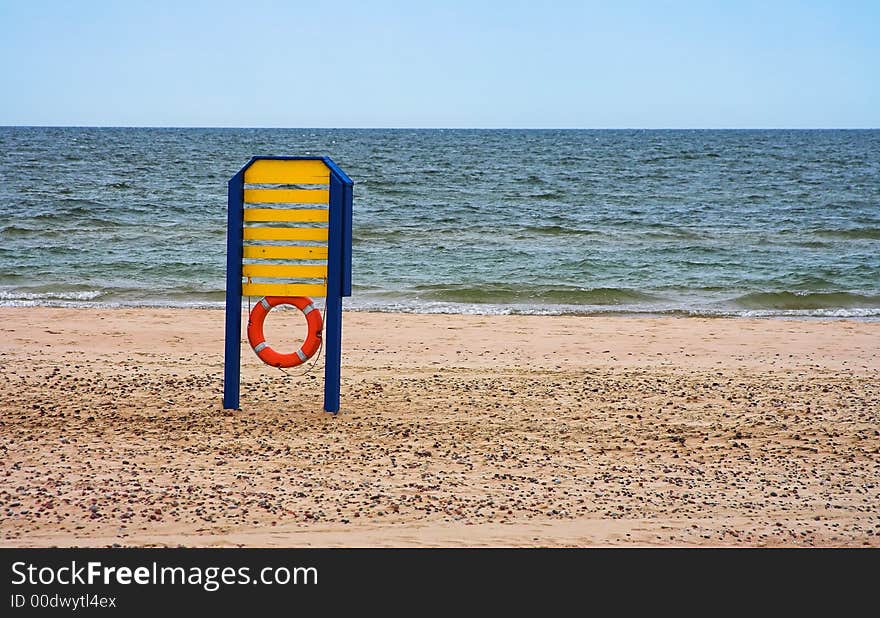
[1,124,879,131]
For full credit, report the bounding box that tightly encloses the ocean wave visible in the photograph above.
[640,152,722,163]
[29,211,119,227]
[0,285,226,306]
[345,299,880,319]
[0,289,104,301]
[504,190,564,201]
[641,228,704,240]
[0,298,225,309]
[410,283,660,305]
[2,292,879,320]
[792,240,833,249]
[733,291,880,310]
[814,228,880,240]
[735,307,880,319]
[0,224,43,236]
[520,225,600,236]
[56,198,111,210]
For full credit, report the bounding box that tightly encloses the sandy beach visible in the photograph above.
[1,307,878,547]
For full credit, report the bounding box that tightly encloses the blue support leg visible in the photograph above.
[324,172,345,414]
[323,291,342,413]
[223,171,244,410]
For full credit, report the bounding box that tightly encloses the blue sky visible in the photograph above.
[1,0,877,127]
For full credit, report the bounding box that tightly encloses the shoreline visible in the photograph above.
[1,302,879,322]
[1,307,878,547]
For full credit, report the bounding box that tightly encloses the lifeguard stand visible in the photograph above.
[222,156,353,413]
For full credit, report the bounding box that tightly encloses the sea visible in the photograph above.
[1,127,878,318]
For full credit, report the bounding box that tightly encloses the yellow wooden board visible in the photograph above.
[243,227,329,241]
[242,264,327,279]
[242,282,327,297]
[243,208,329,222]
[244,189,329,204]
[243,245,329,260]
[244,159,330,184]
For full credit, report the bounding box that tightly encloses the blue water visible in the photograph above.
[1,127,879,317]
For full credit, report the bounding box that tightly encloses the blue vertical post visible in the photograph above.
[223,170,244,410]
[324,171,345,413]
[341,181,353,297]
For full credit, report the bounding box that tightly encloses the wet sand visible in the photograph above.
[1,307,878,547]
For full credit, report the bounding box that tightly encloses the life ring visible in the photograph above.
[247,296,323,368]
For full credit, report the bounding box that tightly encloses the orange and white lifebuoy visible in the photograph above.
[247,296,323,368]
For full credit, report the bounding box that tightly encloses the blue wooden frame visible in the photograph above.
[223,156,353,413]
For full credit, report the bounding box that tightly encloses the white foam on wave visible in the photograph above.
[1,291,879,321]
[342,298,880,320]
[736,307,880,319]
[0,289,104,302]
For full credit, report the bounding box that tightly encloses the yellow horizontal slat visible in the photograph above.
[244,208,329,222]
[242,264,327,279]
[243,245,329,260]
[244,159,330,184]
[244,189,329,204]
[242,283,327,297]
[244,189,330,204]
[243,227,329,241]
